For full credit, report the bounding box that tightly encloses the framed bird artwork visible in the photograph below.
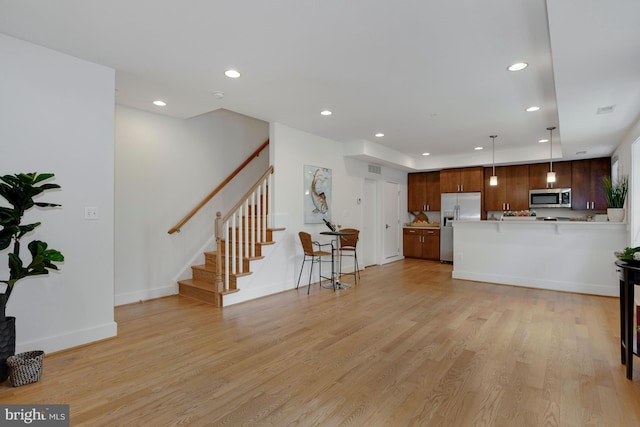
[304,165,332,224]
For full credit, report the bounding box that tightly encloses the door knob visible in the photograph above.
[385,224,390,229]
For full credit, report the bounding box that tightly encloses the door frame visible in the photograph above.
[382,180,401,264]
[362,179,378,267]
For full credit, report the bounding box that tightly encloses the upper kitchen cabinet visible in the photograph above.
[484,165,530,211]
[440,167,483,193]
[408,171,441,212]
[529,161,572,189]
[571,157,611,210]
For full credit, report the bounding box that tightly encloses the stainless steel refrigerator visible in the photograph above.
[440,192,481,263]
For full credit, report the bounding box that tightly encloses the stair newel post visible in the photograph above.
[215,211,224,305]
[237,208,245,274]
[231,211,236,276]
[250,190,256,258]
[257,182,263,243]
[254,185,260,245]
[267,172,272,231]
[224,219,230,290]
[260,177,269,242]
[243,199,249,261]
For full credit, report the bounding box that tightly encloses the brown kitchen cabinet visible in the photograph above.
[571,157,611,210]
[440,167,484,193]
[529,161,572,189]
[483,165,530,211]
[408,171,440,212]
[403,228,440,260]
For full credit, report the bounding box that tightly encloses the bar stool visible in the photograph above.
[338,228,360,284]
[296,231,333,294]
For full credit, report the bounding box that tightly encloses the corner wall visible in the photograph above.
[114,107,269,305]
[270,123,407,290]
[0,34,116,353]
[612,117,640,247]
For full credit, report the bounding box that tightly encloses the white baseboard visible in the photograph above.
[16,321,118,354]
[114,284,178,306]
[452,270,619,297]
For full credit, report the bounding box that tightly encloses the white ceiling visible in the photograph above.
[1,0,639,171]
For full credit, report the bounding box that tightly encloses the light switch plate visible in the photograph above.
[84,207,99,220]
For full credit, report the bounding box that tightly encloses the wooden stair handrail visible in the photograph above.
[168,139,269,234]
[219,166,274,226]
[215,166,274,299]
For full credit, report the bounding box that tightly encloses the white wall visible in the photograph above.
[0,34,116,353]
[452,221,626,296]
[114,107,269,305]
[612,117,640,247]
[270,123,407,290]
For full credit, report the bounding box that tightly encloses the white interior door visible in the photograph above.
[363,179,377,267]
[383,181,400,261]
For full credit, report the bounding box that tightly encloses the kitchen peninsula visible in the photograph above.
[451,220,628,296]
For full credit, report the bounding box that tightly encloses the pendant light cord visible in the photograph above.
[490,135,497,175]
[547,126,556,172]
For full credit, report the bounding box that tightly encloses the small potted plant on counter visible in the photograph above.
[603,174,628,222]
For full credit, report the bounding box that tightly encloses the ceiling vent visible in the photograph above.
[368,164,382,175]
[596,105,615,115]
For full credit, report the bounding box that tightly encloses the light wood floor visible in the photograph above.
[2,259,640,426]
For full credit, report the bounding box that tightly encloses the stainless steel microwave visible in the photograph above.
[529,188,571,208]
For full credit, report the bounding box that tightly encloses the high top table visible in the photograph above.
[615,259,639,380]
[320,230,355,290]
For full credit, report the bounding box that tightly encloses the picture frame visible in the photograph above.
[303,165,332,224]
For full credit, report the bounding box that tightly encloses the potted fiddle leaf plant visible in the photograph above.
[603,174,628,222]
[0,173,64,382]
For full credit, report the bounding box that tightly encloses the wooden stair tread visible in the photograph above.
[192,264,216,272]
[233,271,252,278]
[180,222,284,305]
[178,279,215,290]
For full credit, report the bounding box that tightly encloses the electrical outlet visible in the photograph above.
[84,207,99,220]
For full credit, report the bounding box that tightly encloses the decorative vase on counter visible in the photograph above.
[607,207,625,222]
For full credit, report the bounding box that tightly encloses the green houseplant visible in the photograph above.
[603,174,628,222]
[0,173,64,381]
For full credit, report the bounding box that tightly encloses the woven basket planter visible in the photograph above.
[6,350,45,387]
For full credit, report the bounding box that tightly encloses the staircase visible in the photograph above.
[177,166,283,307]
[178,224,278,306]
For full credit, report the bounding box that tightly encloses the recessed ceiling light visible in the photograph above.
[538,138,549,143]
[508,62,528,71]
[422,152,430,156]
[320,110,332,116]
[526,106,540,112]
[474,146,483,150]
[153,100,167,106]
[576,150,588,155]
[224,69,241,78]
[375,133,384,138]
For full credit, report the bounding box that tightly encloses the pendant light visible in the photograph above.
[546,126,557,184]
[489,135,498,186]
